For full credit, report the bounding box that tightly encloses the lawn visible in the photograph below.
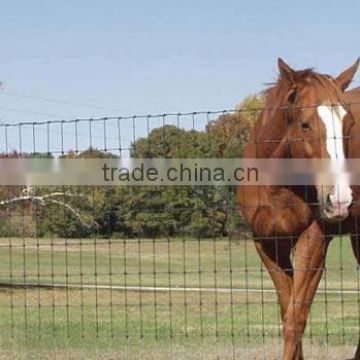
[0,236,359,359]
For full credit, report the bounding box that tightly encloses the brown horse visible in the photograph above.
[237,58,360,359]
[343,85,360,360]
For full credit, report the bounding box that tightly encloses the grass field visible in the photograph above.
[0,236,359,359]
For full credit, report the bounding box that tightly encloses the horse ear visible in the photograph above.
[278,58,295,82]
[336,58,360,91]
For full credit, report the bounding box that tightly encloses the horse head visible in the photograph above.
[265,58,359,221]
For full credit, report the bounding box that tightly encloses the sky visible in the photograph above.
[0,0,360,125]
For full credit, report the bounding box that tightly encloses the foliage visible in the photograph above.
[0,95,262,238]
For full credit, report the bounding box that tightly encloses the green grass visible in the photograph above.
[0,236,359,359]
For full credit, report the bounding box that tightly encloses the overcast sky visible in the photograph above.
[1,0,360,125]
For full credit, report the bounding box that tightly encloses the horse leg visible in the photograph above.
[349,234,360,360]
[254,237,304,359]
[282,221,328,360]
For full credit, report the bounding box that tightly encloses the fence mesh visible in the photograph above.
[0,108,358,359]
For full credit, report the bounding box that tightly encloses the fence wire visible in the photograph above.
[0,107,358,359]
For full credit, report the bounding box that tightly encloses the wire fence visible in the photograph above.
[0,108,359,359]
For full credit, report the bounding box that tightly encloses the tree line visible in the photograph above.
[0,96,262,239]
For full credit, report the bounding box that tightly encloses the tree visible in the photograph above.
[118,95,263,238]
[0,94,262,239]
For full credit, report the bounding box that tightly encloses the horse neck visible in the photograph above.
[244,108,289,158]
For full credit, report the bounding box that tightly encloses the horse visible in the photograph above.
[343,85,360,360]
[237,58,360,360]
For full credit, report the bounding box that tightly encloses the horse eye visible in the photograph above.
[301,122,311,131]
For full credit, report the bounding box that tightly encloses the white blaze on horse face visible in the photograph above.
[317,105,352,212]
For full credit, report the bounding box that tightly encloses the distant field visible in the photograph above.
[0,236,359,359]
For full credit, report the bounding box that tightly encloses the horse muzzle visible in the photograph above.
[322,192,352,222]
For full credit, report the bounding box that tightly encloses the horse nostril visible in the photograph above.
[325,193,333,210]
[326,193,331,204]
